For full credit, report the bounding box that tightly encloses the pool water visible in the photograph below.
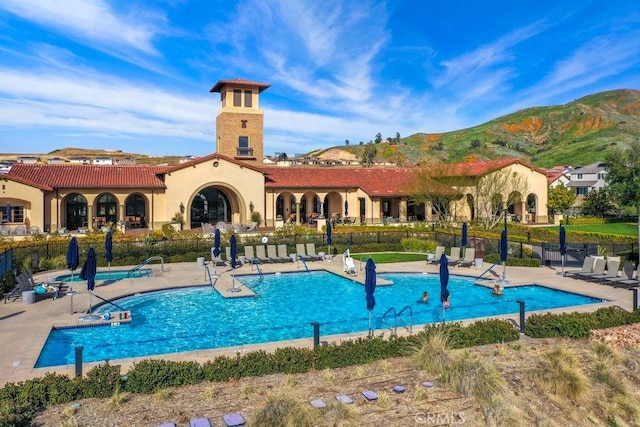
[36,271,603,367]
[54,269,152,283]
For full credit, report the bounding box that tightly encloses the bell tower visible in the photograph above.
[210,79,270,164]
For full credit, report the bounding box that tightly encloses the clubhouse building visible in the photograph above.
[0,79,548,235]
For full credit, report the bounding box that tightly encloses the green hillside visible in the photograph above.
[330,89,640,167]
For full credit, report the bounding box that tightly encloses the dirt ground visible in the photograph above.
[32,327,640,427]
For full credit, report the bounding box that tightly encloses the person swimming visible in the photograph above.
[492,284,503,296]
[420,291,429,303]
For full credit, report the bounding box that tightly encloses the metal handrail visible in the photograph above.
[298,256,309,273]
[381,307,397,335]
[92,293,126,311]
[396,305,413,333]
[128,256,164,277]
[204,264,217,288]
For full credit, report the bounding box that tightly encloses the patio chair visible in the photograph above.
[296,243,311,261]
[603,261,636,286]
[3,275,29,303]
[305,243,323,261]
[574,258,606,280]
[564,256,596,277]
[254,245,273,263]
[428,246,445,264]
[244,246,258,264]
[611,264,640,288]
[446,247,461,266]
[267,244,285,262]
[458,248,476,268]
[277,244,293,262]
[587,259,621,283]
[343,250,357,276]
[244,222,258,233]
[211,247,226,266]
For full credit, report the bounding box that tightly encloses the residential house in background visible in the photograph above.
[566,162,607,196]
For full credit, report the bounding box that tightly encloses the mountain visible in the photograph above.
[319,89,640,168]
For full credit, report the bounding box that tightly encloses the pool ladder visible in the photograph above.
[381,305,413,336]
[298,256,310,273]
[251,259,264,279]
[128,256,165,277]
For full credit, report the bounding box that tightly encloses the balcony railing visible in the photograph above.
[236,147,254,157]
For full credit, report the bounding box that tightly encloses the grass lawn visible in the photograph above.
[351,252,426,264]
[545,223,638,237]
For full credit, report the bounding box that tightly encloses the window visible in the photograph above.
[244,90,252,107]
[233,89,241,106]
[597,172,606,179]
[577,174,583,180]
[576,187,588,196]
[237,136,252,157]
[4,205,24,223]
[241,120,247,128]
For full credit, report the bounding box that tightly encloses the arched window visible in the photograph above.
[125,194,146,228]
[66,194,87,230]
[190,187,231,229]
[96,194,118,225]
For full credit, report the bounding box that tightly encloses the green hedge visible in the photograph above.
[0,318,518,425]
[484,254,541,267]
[525,306,640,339]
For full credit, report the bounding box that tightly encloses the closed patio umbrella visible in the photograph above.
[365,258,376,335]
[344,200,349,217]
[66,236,79,283]
[559,225,566,274]
[213,228,221,259]
[439,253,450,320]
[230,234,237,269]
[461,222,468,257]
[4,202,10,223]
[105,231,113,276]
[500,229,508,281]
[326,220,332,259]
[79,246,99,320]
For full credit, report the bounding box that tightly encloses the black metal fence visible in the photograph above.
[1,230,638,271]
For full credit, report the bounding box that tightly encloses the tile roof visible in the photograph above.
[1,173,53,191]
[261,166,453,197]
[7,164,167,189]
[434,158,546,177]
[545,170,567,185]
[210,78,271,93]
[160,153,264,174]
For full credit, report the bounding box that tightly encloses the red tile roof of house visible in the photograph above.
[210,79,271,93]
[261,166,454,196]
[7,164,167,189]
[1,173,53,191]
[545,170,567,185]
[433,158,546,177]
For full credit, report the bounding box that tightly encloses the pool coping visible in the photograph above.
[0,258,635,386]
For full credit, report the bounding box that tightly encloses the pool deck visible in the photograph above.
[0,256,636,387]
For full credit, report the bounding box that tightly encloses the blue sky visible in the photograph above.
[0,1,638,157]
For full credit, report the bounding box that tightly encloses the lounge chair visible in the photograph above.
[564,256,596,277]
[446,247,461,266]
[574,258,606,280]
[603,261,636,286]
[305,243,323,261]
[428,246,445,264]
[295,243,311,261]
[277,244,293,262]
[458,248,476,268]
[211,247,226,266]
[245,222,258,232]
[254,245,273,263]
[343,250,357,276]
[267,244,285,262]
[588,259,621,283]
[3,274,30,303]
[244,246,258,264]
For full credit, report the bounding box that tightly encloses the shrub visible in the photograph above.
[400,237,439,253]
[125,360,203,394]
[82,362,122,398]
[525,307,640,339]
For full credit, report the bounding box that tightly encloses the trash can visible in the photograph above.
[22,290,36,305]
[197,257,205,267]
[475,258,484,268]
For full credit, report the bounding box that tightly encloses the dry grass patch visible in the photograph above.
[250,387,318,426]
[531,345,590,402]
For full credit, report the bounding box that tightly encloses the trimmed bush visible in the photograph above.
[525,307,640,339]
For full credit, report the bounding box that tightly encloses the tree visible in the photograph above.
[606,142,640,264]
[547,183,576,215]
[401,167,463,224]
[395,132,401,144]
[361,143,377,167]
[581,188,614,217]
[470,139,481,148]
[474,168,530,229]
[375,132,382,144]
[345,139,350,146]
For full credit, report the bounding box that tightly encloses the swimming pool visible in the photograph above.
[36,271,603,367]
[54,269,152,283]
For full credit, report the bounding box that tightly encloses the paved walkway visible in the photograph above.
[0,256,636,387]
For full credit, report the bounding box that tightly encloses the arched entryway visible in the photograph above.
[276,192,297,222]
[125,193,147,228]
[95,193,119,227]
[189,186,232,229]
[66,193,87,230]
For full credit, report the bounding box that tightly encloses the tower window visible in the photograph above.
[237,136,252,156]
[244,90,253,107]
[241,120,247,128]
[233,89,241,106]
